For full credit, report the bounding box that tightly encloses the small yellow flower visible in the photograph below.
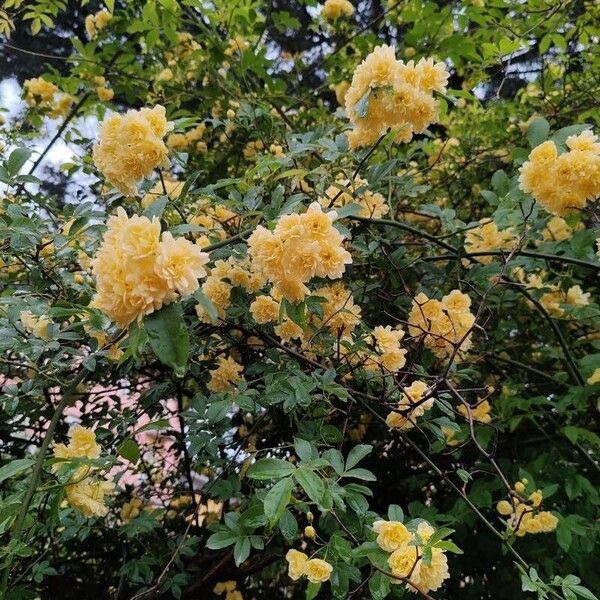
[372,520,411,552]
[304,558,333,583]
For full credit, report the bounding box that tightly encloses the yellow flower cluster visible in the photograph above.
[464,219,515,263]
[366,325,408,372]
[243,139,265,158]
[24,77,57,106]
[207,355,244,392]
[542,216,577,242]
[19,310,52,340]
[167,123,206,152]
[213,581,242,600]
[248,202,352,303]
[120,496,144,523]
[458,399,492,423]
[94,75,114,102]
[53,427,114,518]
[224,35,250,56]
[373,519,450,593]
[92,208,209,327]
[519,130,600,216]
[515,269,591,317]
[312,282,362,336]
[285,549,333,583]
[386,380,434,430]
[141,178,183,209]
[321,0,354,21]
[196,256,266,322]
[319,175,389,219]
[93,105,173,196]
[23,77,73,118]
[189,201,238,248]
[345,45,449,149]
[85,8,111,39]
[408,290,475,359]
[250,294,280,324]
[496,481,558,537]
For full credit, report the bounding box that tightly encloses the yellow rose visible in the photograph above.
[285,549,307,580]
[304,558,333,583]
[372,520,411,552]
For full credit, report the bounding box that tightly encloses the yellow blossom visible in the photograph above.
[93,105,173,196]
[519,130,600,216]
[386,380,434,430]
[372,519,411,551]
[248,202,351,303]
[250,295,280,324]
[322,0,354,21]
[542,216,574,242]
[458,399,491,424]
[345,45,448,149]
[285,549,308,580]
[92,207,207,326]
[464,219,514,263]
[207,356,244,392]
[587,368,600,385]
[19,310,52,340]
[320,175,389,219]
[304,558,333,583]
[97,86,114,102]
[408,290,475,359]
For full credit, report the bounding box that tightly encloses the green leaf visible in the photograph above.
[247,458,296,480]
[305,582,321,600]
[343,468,376,481]
[527,118,550,148]
[0,458,34,484]
[142,195,169,219]
[294,468,324,505]
[279,509,298,542]
[571,585,599,600]
[435,540,463,554]
[354,89,370,119]
[387,504,404,522]
[144,303,190,377]
[457,468,471,483]
[293,438,313,462]
[134,419,170,434]
[117,438,140,464]
[323,448,345,475]
[206,530,239,549]
[233,537,251,566]
[345,444,372,470]
[264,477,294,526]
[369,571,391,600]
[7,147,31,177]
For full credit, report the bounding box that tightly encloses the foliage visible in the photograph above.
[0,1,599,599]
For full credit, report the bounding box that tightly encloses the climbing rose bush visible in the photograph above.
[0,1,599,600]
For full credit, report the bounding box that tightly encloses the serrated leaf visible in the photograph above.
[264,477,293,526]
[117,438,140,464]
[234,537,251,565]
[0,458,34,484]
[354,89,370,119]
[293,438,313,462]
[7,147,31,177]
[527,118,550,148]
[294,468,325,505]
[206,530,239,549]
[144,303,189,376]
[247,458,296,480]
[345,444,372,470]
